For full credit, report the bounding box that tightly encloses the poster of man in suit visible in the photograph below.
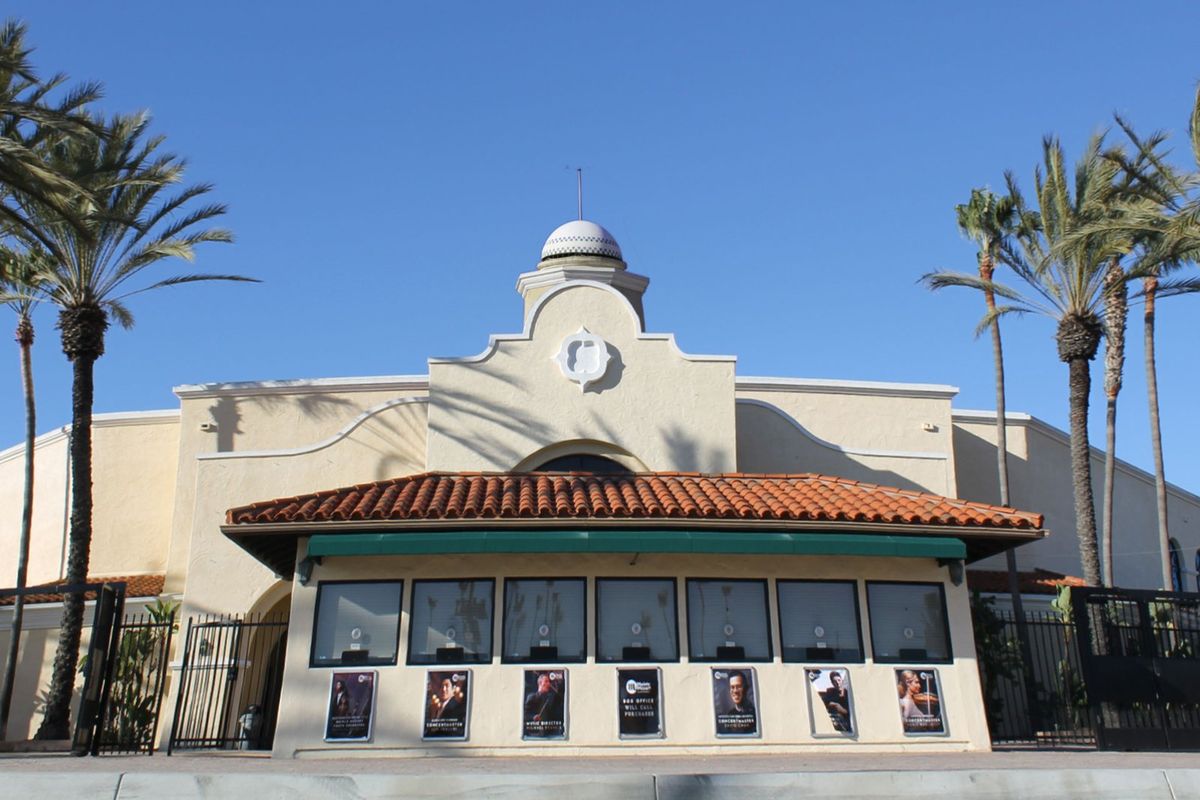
[423,670,471,740]
[522,669,567,739]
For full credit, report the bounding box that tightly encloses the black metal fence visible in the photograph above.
[92,607,176,754]
[976,587,1200,751]
[1073,586,1200,751]
[167,613,288,754]
[974,605,1095,748]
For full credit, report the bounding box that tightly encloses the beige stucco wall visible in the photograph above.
[0,412,179,587]
[956,413,1200,588]
[272,552,988,757]
[176,398,428,615]
[163,382,429,594]
[427,282,737,473]
[735,383,957,496]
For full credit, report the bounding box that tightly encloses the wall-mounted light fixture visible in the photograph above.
[297,555,322,586]
[938,557,965,586]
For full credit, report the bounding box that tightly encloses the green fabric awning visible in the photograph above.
[305,529,966,560]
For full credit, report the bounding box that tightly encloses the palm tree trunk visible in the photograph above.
[1144,277,1172,589]
[1101,259,1127,587]
[981,259,1037,731]
[1102,397,1117,586]
[0,314,35,740]
[35,311,102,740]
[1058,317,1102,587]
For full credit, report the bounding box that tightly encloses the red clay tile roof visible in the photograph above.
[226,472,1044,530]
[0,574,164,606]
[967,568,1087,596]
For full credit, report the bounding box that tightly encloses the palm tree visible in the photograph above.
[936,186,1041,727]
[945,190,1031,590]
[0,246,45,740]
[0,20,102,251]
[1100,93,1200,589]
[17,112,253,739]
[1099,254,1125,587]
[927,135,1124,586]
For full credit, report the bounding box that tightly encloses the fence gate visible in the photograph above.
[90,605,176,754]
[1073,587,1200,751]
[167,613,288,754]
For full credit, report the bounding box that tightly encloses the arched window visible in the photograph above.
[1169,539,1183,592]
[533,454,632,474]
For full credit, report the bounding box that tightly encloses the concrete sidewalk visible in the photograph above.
[3,751,1199,798]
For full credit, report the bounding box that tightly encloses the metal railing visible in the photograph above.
[167,613,288,754]
[975,607,1095,748]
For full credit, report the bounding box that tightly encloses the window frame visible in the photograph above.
[309,579,405,668]
[594,576,681,664]
[684,577,773,663]
[775,578,865,664]
[865,580,954,664]
[406,577,497,666]
[500,576,588,664]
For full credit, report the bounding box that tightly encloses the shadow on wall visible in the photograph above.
[206,393,360,453]
[952,424,1030,508]
[734,402,929,492]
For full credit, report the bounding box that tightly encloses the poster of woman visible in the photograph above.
[522,669,567,739]
[324,671,376,742]
[805,668,854,736]
[895,668,945,734]
[422,670,471,740]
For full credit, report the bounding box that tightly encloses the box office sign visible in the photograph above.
[423,670,471,740]
[523,669,568,740]
[896,668,946,735]
[325,670,376,742]
[711,667,759,738]
[806,667,854,737]
[617,668,663,739]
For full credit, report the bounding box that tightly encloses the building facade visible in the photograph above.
[1,219,1196,755]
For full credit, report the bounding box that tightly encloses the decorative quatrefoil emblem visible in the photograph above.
[553,327,612,392]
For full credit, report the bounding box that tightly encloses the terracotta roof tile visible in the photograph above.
[226,472,1044,531]
[0,574,165,606]
[967,568,1086,596]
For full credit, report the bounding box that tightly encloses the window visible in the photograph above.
[686,579,771,662]
[408,579,495,665]
[777,580,863,663]
[1195,549,1200,593]
[502,578,586,663]
[1170,539,1183,592]
[866,582,952,663]
[310,580,403,667]
[595,578,678,662]
[534,454,632,473]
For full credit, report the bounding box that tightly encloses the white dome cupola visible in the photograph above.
[540,220,624,261]
[518,218,650,328]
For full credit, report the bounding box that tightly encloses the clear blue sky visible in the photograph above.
[3,2,1199,496]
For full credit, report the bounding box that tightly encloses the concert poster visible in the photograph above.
[522,669,568,740]
[617,668,664,739]
[711,667,760,738]
[805,667,854,737]
[324,670,376,742]
[895,668,946,735]
[422,669,471,740]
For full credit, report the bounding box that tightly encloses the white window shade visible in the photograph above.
[311,581,402,667]
[686,579,771,661]
[503,578,586,662]
[866,582,951,663]
[596,579,678,662]
[777,580,863,662]
[409,579,495,664]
